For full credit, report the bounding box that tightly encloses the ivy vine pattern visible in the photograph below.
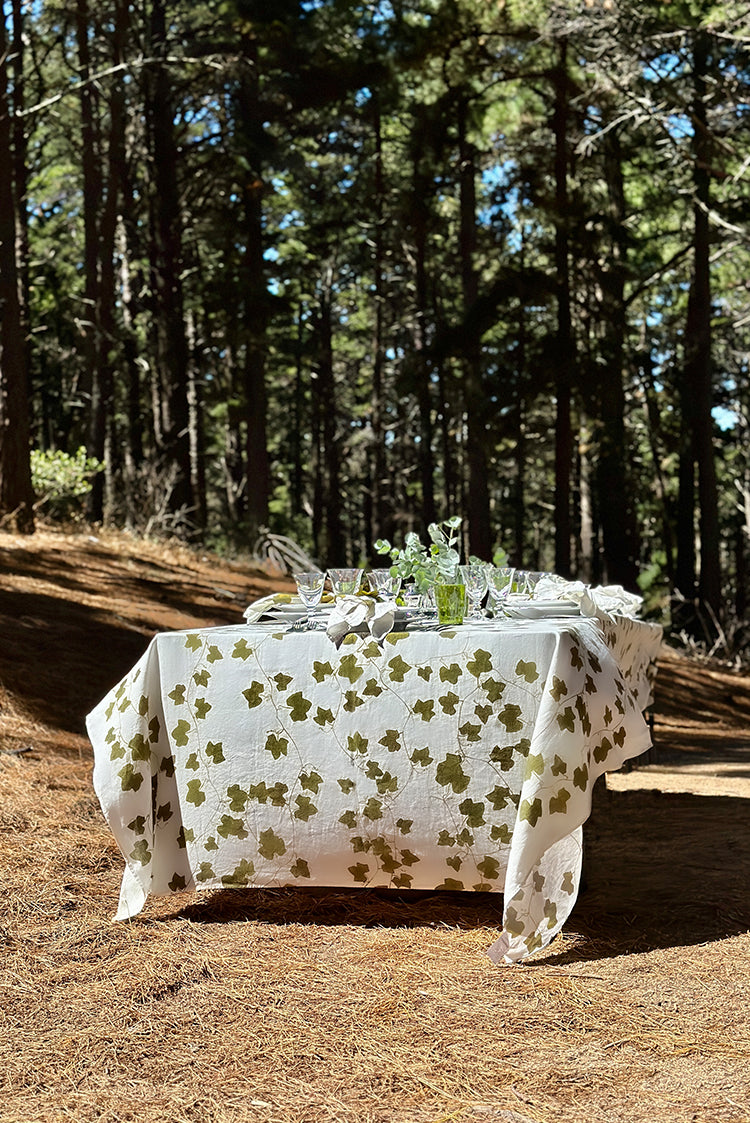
[88,615,661,964]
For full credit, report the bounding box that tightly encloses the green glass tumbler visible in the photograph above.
[434,582,466,625]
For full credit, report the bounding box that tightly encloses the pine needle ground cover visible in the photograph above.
[1,530,749,1123]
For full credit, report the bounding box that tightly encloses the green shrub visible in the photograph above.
[30,447,104,520]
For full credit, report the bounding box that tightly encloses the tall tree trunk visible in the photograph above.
[688,31,721,620]
[237,35,270,541]
[598,127,639,588]
[318,282,344,562]
[411,113,436,533]
[369,91,388,546]
[457,100,491,558]
[0,4,34,532]
[552,40,574,577]
[144,0,193,525]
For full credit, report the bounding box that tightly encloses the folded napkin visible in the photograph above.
[325,595,397,647]
[534,575,642,618]
[243,592,296,623]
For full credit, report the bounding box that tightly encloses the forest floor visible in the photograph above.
[0,526,749,1123]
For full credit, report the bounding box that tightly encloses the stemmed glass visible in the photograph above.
[293,571,326,630]
[459,564,489,620]
[368,568,402,599]
[486,566,516,617]
[327,568,364,596]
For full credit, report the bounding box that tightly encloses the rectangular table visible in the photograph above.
[86,612,662,964]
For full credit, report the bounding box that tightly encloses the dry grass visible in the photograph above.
[1,527,749,1123]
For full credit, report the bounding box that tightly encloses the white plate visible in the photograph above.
[503,600,579,619]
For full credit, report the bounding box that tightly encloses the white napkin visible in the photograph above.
[325,595,397,647]
[242,593,296,622]
[534,575,642,618]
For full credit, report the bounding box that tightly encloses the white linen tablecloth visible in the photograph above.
[86,614,662,964]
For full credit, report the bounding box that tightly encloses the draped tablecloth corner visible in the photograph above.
[86,613,662,964]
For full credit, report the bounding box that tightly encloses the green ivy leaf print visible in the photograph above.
[503,907,525,937]
[185,752,199,770]
[309,655,334,682]
[232,639,253,661]
[557,707,576,733]
[347,732,369,754]
[263,734,287,760]
[148,715,160,743]
[524,931,544,954]
[486,784,511,810]
[589,652,602,674]
[393,873,413,888]
[519,797,543,826]
[477,856,500,880]
[348,862,370,884]
[273,672,293,691]
[168,684,186,705]
[446,854,462,871]
[137,695,149,716]
[396,818,413,834]
[482,677,505,702]
[439,663,462,684]
[437,830,455,846]
[287,691,312,721]
[118,764,144,792]
[294,795,318,822]
[185,634,201,652]
[291,858,311,879]
[127,815,146,835]
[337,778,356,794]
[458,798,485,827]
[243,682,264,708]
[584,673,596,694]
[474,703,493,724]
[561,870,575,894]
[437,877,464,891]
[400,849,419,867]
[128,733,151,761]
[344,690,364,712]
[258,828,286,859]
[467,649,492,678]
[194,697,212,719]
[435,753,470,793]
[593,736,612,763]
[339,810,357,828]
[362,640,382,658]
[217,815,248,840]
[156,803,173,823]
[376,771,398,795]
[490,823,511,844]
[459,721,481,742]
[549,788,570,814]
[226,784,249,811]
[379,730,401,752]
[551,754,567,776]
[387,655,411,682]
[300,770,323,793]
[196,862,215,883]
[363,797,383,821]
[365,760,383,781]
[524,753,545,780]
[413,699,435,722]
[363,678,383,698]
[169,873,187,891]
[515,659,539,683]
[186,779,206,807]
[160,755,175,778]
[207,645,223,663]
[193,669,210,688]
[204,836,219,852]
[129,839,151,866]
[338,654,363,683]
[573,764,588,791]
[222,858,255,886]
[498,704,523,732]
[417,666,432,681]
[351,837,369,854]
[177,826,195,847]
[570,645,583,671]
[439,691,460,715]
[533,870,545,891]
[613,726,626,748]
[410,747,433,766]
[550,676,567,702]
[314,706,334,726]
[490,745,514,770]
[172,719,191,747]
[110,740,125,761]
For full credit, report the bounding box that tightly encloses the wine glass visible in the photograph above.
[328,568,364,596]
[368,568,402,599]
[459,564,489,620]
[486,566,516,616]
[293,571,326,629]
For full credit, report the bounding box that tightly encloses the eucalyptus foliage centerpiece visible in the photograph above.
[375,516,466,624]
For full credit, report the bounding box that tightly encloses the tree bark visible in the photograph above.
[0,3,34,532]
[552,40,573,577]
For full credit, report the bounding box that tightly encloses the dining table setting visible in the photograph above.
[86,538,663,965]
